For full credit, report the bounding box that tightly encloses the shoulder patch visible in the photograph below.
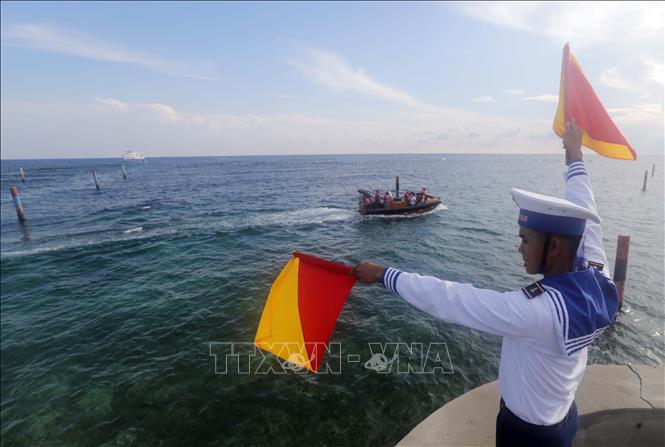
[588,260,604,271]
[521,281,545,299]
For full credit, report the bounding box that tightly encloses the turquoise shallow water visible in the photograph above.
[1,154,663,446]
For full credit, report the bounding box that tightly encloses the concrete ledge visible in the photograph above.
[575,408,665,447]
[397,364,664,447]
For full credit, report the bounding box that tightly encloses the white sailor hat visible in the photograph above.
[510,188,600,236]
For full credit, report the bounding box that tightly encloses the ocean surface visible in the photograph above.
[1,154,663,446]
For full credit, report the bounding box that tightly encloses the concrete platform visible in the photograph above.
[397,364,664,447]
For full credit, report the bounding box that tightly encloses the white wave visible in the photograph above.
[246,207,354,228]
[1,229,178,259]
[1,244,82,258]
[141,206,151,210]
[123,227,143,234]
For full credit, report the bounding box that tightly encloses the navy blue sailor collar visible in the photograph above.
[537,268,619,357]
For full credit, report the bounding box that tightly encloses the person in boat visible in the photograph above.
[408,192,417,206]
[377,192,385,209]
[384,191,393,208]
[373,191,381,209]
[352,120,618,447]
[362,195,371,209]
[420,187,429,203]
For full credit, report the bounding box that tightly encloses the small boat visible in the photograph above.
[123,150,145,161]
[358,176,442,216]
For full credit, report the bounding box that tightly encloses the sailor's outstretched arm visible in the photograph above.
[562,120,609,275]
[353,262,546,339]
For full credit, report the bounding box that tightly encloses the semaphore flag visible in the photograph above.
[254,252,356,372]
[553,43,637,160]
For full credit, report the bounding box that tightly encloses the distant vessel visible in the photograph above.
[123,150,145,161]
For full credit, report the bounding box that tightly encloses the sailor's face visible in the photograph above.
[518,227,545,274]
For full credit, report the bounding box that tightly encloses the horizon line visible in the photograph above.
[2,152,660,161]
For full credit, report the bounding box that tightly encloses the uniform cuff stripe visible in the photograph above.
[382,267,402,294]
[567,166,586,174]
[567,171,587,180]
[567,161,586,179]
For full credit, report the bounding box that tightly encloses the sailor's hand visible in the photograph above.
[563,118,583,165]
[352,261,385,284]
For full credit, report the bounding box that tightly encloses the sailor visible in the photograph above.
[352,120,619,447]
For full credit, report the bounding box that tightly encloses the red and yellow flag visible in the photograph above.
[254,252,356,372]
[553,43,636,160]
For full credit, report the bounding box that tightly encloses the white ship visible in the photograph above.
[123,150,145,161]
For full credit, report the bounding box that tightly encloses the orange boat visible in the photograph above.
[358,176,441,215]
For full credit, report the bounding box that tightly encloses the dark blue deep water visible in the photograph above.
[1,154,663,446]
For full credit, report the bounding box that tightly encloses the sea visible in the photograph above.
[1,154,663,446]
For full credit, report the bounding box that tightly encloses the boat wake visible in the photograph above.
[363,203,447,220]
[1,228,177,259]
[244,206,354,229]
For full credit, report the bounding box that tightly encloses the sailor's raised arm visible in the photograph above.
[562,120,609,275]
[352,262,546,339]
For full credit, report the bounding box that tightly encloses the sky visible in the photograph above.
[0,1,663,159]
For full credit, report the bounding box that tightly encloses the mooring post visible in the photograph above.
[642,170,647,191]
[122,164,127,180]
[652,164,655,177]
[613,235,630,311]
[19,168,26,183]
[10,186,26,222]
[396,176,400,199]
[92,169,101,190]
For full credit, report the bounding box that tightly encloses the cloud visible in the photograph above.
[497,128,521,138]
[600,67,636,90]
[504,88,524,95]
[2,23,220,81]
[452,2,664,50]
[2,97,584,158]
[644,60,664,84]
[451,2,663,122]
[523,94,559,103]
[291,49,427,109]
[94,97,178,121]
[93,97,129,111]
[3,95,661,158]
[606,103,663,124]
[529,132,558,142]
[472,96,496,103]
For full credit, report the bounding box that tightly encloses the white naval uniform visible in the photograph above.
[381,160,616,426]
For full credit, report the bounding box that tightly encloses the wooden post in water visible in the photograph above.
[92,169,101,190]
[396,176,400,199]
[613,235,630,311]
[10,186,26,222]
[642,170,647,191]
[122,164,127,180]
[19,168,26,183]
[652,164,655,177]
